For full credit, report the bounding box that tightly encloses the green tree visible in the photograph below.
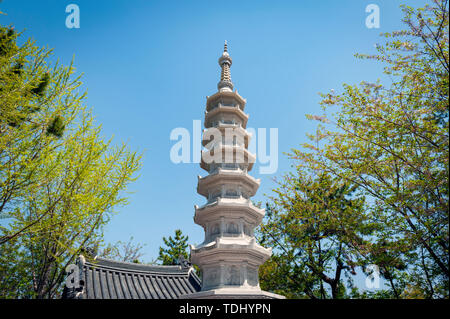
[259,172,375,299]
[0,24,142,298]
[158,229,189,265]
[284,0,448,298]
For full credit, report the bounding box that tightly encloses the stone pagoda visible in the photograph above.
[185,42,284,299]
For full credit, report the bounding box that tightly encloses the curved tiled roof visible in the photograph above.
[63,255,201,299]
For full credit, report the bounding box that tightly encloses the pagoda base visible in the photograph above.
[180,287,285,299]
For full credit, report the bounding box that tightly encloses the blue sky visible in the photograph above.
[2,0,426,287]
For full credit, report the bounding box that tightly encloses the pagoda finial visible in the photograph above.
[218,41,233,92]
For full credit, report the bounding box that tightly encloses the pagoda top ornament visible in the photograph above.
[218,41,234,92]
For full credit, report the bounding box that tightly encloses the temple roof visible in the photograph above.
[62,255,201,299]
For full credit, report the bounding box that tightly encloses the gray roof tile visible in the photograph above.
[63,256,201,299]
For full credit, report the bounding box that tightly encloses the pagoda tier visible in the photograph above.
[194,197,265,229]
[191,237,271,291]
[200,145,256,172]
[205,90,247,112]
[186,42,284,299]
[197,168,260,198]
[202,124,251,148]
[204,100,249,129]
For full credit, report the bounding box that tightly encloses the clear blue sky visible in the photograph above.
[2,0,426,274]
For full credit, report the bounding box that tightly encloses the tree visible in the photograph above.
[0,24,142,298]
[259,172,377,299]
[100,236,147,264]
[158,229,189,265]
[281,0,448,298]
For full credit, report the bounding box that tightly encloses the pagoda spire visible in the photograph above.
[218,40,234,92]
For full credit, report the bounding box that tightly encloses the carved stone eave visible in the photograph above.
[197,169,260,198]
[202,124,251,148]
[194,197,265,226]
[204,105,249,129]
[200,145,256,172]
[181,288,286,299]
[206,90,247,112]
[190,238,272,266]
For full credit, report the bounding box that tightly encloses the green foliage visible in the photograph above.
[259,172,371,299]
[262,0,448,299]
[46,115,65,138]
[0,26,17,56]
[30,72,50,96]
[158,229,189,266]
[0,24,143,298]
[0,237,35,298]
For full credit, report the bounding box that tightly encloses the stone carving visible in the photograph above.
[227,222,238,234]
[243,224,250,236]
[224,265,240,286]
[247,268,258,286]
[204,268,219,288]
[211,224,220,235]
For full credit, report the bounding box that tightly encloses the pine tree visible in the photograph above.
[158,229,189,265]
[46,114,65,138]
